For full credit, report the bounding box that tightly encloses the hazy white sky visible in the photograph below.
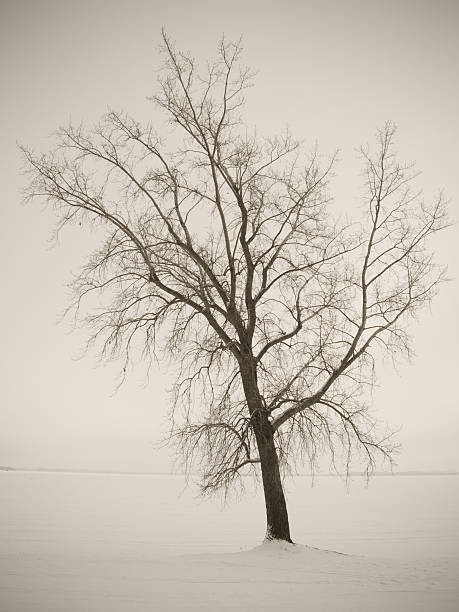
[1,0,458,472]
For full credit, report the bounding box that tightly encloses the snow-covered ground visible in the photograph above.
[1,472,458,611]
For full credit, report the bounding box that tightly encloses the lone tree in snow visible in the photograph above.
[22,33,448,542]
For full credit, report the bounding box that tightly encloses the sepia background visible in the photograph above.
[1,0,458,475]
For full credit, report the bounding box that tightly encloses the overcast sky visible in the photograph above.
[1,0,458,473]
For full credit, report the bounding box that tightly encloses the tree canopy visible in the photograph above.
[22,32,449,540]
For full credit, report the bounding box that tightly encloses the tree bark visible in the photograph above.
[255,423,292,542]
[240,355,292,543]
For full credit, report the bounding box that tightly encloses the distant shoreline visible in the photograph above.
[1,467,458,477]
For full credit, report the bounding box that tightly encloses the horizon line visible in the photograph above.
[1,467,458,477]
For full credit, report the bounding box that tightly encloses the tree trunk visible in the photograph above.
[255,424,292,543]
[240,355,292,543]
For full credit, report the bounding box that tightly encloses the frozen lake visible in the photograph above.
[1,471,458,610]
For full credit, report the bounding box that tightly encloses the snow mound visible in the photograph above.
[252,537,347,556]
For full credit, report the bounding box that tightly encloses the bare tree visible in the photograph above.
[22,32,448,543]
